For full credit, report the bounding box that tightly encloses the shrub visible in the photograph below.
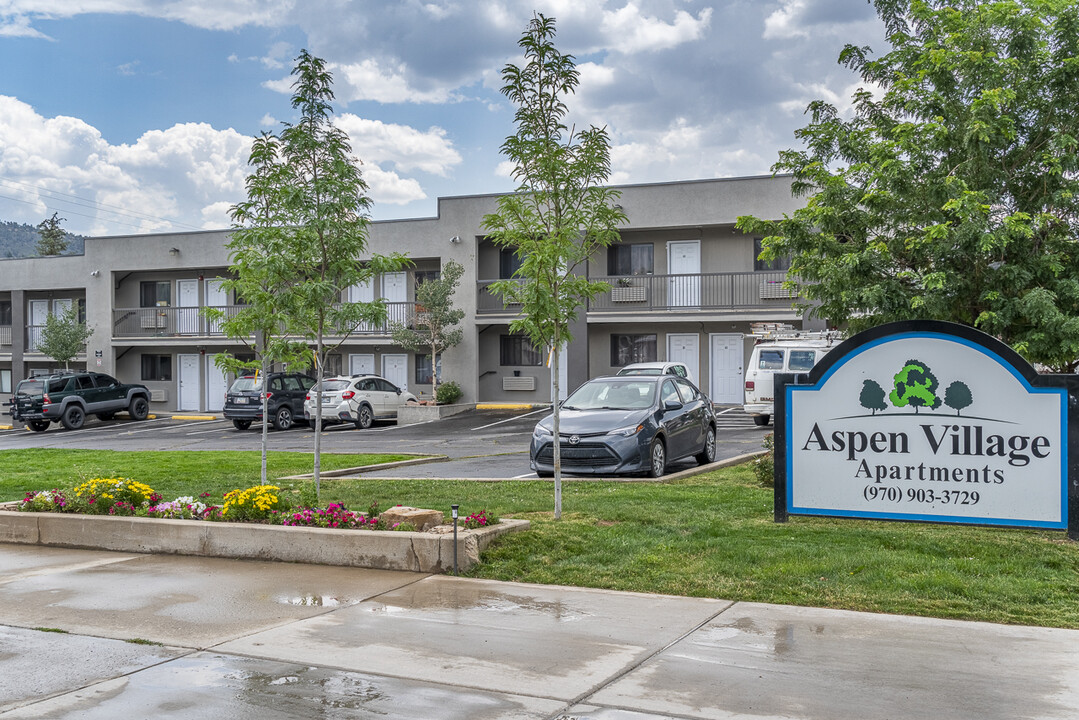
[148,496,211,520]
[462,509,498,529]
[279,503,377,529]
[753,434,775,487]
[70,478,161,515]
[220,485,287,522]
[20,489,69,513]
[435,380,462,405]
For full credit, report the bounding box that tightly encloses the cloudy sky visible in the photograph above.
[0,0,887,237]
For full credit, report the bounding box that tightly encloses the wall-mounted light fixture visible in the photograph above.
[90,270,100,277]
[169,247,180,257]
[450,235,461,244]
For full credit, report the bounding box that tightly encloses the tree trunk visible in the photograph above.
[260,355,269,485]
[552,338,562,520]
[314,337,323,504]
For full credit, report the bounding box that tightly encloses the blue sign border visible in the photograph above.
[775,321,1075,534]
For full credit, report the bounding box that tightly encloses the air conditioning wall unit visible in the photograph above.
[150,389,168,402]
[503,376,536,391]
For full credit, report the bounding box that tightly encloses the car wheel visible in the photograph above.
[647,437,667,478]
[536,469,553,478]
[356,404,374,430]
[27,420,49,432]
[129,396,149,421]
[274,406,293,431]
[753,414,770,427]
[696,425,717,465]
[232,419,252,431]
[61,405,85,431]
[96,411,116,421]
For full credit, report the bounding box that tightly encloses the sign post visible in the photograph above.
[775,320,1079,540]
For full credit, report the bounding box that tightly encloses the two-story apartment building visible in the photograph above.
[1,175,817,411]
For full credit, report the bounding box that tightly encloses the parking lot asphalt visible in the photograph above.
[2,544,1077,719]
[0,406,771,480]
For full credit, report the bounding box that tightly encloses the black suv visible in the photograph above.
[223,372,315,431]
[7,372,151,431]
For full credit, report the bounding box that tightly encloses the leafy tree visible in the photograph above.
[481,14,626,519]
[944,380,973,415]
[859,379,889,415]
[35,213,68,255]
[890,359,942,413]
[223,50,408,497]
[390,260,465,402]
[737,0,1079,371]
[206,133,312,486]
[38,305,93,370]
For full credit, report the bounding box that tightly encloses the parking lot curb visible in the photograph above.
[476,403,547,410]
[280,454,450,480]
[169,415,217,421]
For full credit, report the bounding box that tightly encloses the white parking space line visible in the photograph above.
[32,416,173,439]
[512,472,536,479]
[472,407,547,431]
[715,407,736,415]
[121,418,220,435]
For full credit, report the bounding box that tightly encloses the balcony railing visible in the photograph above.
[477,271,796,314]
[0,325,10,347]
[112,303,417,338]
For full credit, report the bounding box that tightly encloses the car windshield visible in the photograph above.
[319,379,351,392]
[563,379,656,410]
[618,367,661,376]
[229,377,263,392]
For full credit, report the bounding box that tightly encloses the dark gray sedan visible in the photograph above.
[529,375,717,478]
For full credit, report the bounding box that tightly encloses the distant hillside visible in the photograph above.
[0,220,85,259]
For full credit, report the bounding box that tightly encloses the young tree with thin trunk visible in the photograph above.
[269,50,408,499]
[481,14,626,519]
[390,260,465,402]
[38,305,92,370]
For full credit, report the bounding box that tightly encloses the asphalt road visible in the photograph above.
[0,406,771,479]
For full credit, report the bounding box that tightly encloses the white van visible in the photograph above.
[744,332,840,426]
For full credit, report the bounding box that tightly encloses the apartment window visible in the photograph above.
[140,281,171,307]
[754,237,791,272]
[77,298,86,324]
[141,354,172,381]
[607,243,654,276]
[0,300,11,325]
[414,270,440,286]
[610,334,657,367]
[499,248,523,279]
[415,354,441,385]
[500,335,543,366]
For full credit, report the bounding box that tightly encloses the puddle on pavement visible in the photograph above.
[275,594,350,607]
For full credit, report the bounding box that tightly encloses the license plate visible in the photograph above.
[234,397,248,404]
[322,394,336,401]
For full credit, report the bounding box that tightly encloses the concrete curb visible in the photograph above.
[0,510,529,573]
[281,454,448,480]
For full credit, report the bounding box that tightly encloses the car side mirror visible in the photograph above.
[396,389,402,395]
[664,400,683,411]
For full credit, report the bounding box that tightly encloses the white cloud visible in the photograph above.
[259,113,276,126]
[600,3,712,53]
[332,59,461,105]
[334,115,462,177]
[0,1,294,32]
[0,13,49,38]
[0,95,252,234]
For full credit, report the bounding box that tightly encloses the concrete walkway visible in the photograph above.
[1,544,1077,719]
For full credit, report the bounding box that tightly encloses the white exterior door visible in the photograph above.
[709,333,744,404]
[177,279,199,334]
[668,241,700,307]
[381,353,408,391]
[205,356,227,411]
[178,353,200,411]
[667,334,700,383]
[28,300,48,351]
[381,272,407,328]
[204,279,227,333]
[348,278,375,331]
[349,353,374,376]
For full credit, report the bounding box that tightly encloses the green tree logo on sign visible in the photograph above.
[889,359,942,413]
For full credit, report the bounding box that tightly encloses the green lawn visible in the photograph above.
[4,449,1077,629]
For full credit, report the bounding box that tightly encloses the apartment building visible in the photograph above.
[0,174,816,410]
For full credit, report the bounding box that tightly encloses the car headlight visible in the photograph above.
[533,424,553,438]
[610,423,644,437]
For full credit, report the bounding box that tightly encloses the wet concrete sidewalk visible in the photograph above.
[1,544,1077,719]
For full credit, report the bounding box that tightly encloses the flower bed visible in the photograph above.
[4,479,528,573]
